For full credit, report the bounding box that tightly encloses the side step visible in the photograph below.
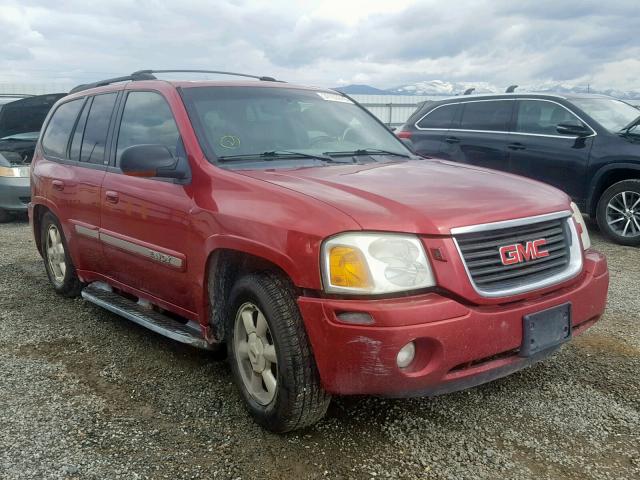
[81,283,213,350]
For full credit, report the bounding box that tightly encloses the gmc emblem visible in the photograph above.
[499,239,549,265]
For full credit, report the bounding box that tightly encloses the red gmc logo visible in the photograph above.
[499,239,549,265]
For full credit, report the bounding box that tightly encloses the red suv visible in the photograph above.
[29,70,609,432]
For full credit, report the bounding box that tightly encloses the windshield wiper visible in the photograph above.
[619,115,640,135]
[217,150,351,163]
[323,148,411,158]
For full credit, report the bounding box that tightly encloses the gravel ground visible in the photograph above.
[0,218,638,480]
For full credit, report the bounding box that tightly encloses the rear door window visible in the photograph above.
[515,100,584,136]
[41,99,84,159]
[459,100,512,132]
[416,103,460,129]
[115,91,180,165]
[80,93,118,164]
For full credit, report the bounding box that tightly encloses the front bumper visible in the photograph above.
[0,176,30,212]
[298,249,608,396]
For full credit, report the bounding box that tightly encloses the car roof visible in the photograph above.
[62,78,338,102]
[426,92,614,103]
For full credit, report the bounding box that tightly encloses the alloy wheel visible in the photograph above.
[606,191,640,238]
[46,224,67,284]
[233,302,278,406]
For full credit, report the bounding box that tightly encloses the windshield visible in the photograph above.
[181,86,410,164]
[572,98,640,133]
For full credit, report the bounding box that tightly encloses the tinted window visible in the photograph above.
[515,100,582,136]
[571,98,637,132]
[459,100,512,131]
[69,101,90,161]
[41,99,84,158]
[116,91,180,163]
[80,93,117,164]
[416,103,459,129]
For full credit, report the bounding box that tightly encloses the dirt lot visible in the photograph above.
[0,219,638,480]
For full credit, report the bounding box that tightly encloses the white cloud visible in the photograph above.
[0,0,638,92]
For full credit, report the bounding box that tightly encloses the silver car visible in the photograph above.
[0,93,65,222]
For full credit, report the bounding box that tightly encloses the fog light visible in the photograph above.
[396,341,416,369]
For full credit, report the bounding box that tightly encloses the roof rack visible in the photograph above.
[463,88,475,95]
[69,69,280,94]
[505,85,518,93]
[0,93,35,98]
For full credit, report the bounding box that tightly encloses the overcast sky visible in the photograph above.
[1,0,639,90]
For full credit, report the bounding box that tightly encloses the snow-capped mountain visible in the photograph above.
[335,81,640,100]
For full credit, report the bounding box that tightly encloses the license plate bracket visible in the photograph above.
[520,303,572,357]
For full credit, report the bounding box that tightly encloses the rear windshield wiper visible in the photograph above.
[323,148,411,158]
[217,150,352,163]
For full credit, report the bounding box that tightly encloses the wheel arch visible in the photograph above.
[202,244,305,343]
[587,163,640,217]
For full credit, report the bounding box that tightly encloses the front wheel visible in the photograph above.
[596,179,640,246]
[227,272,330,432]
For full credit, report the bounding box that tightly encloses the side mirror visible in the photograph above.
[120,144,188,179]
[556,123,592,137]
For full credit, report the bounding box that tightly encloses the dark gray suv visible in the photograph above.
[396,93,640,246]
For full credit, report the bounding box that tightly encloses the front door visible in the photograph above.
[508,99,594,200]
[98,90,196,314]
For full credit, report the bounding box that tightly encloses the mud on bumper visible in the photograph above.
[298,250,608,396]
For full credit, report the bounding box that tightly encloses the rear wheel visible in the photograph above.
[227,272,330,432]
[596,180,640,246]
[41,212,83,297]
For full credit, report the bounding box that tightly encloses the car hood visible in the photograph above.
[0,93,66,139]
[238,159,571,235]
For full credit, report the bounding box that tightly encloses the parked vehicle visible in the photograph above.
[396,93,640,246]
[30,71,608,432]
[0,93,65,222]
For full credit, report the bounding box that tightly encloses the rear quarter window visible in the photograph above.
[416,103,459,129]
[41,99,84,159]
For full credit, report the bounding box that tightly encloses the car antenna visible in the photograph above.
[506,85,518,93]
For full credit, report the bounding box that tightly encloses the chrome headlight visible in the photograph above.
[570,202,591,250]
[321,232,436,294]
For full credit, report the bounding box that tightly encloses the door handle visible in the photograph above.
[52,180,64,191]
[445,136,460,144]
[105,191,119,204]
[508,142,526,150]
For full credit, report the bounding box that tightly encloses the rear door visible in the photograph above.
[441,99,513,171]
[508,99,594,200]
[36,93,118,273]
[98,90,196,314]
[411,102,460,157]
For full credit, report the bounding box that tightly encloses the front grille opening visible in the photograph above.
[449,348,520,373]
[455,217,572,293]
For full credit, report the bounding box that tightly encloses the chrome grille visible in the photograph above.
[454,215,577,296]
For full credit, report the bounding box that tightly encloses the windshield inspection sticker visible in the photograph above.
[316,92,353,103]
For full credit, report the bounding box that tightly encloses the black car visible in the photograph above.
[396,93,640,246]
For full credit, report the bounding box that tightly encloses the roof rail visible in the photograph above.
[69,69,281,95]
[69,71,157,94]
[505,85,518,93]
[463,88,475,95]
[133,69,281,82]
[0,93,35,98]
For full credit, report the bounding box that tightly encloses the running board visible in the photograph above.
[81,283,213,350]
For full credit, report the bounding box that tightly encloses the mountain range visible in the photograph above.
[335,80,640,100]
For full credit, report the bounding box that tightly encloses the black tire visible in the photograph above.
[0,209,10,223]
[596,179,640,246]
[40,212,83,297]
[227,272,330,432]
